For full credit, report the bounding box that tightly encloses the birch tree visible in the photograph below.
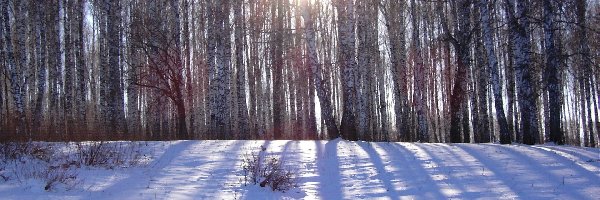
[510,0,539,144]
[449,0,472,143]
[411,0,429,142]
[386,0,408,141]
[33,0,48,135]
[272,0,285,139]
[234,0,249,139]
[543,0,563,144]
[335,0,358,140]
[479,0,510,144]
[1,0,27,135]
[303,1,339,139]
[207,0,231,139]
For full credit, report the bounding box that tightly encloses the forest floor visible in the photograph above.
[0,139,599,199]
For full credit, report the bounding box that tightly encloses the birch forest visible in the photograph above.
[0,0,599,147]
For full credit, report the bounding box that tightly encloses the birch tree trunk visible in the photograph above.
[503,0,519,142]
[335,0,358,140]
[272,0,285,139]
[450,0,471,143]
[107,0,126,136]
[386,0,408,141]
[234,0,249,139]
[512,0,539,145]
[33,1,47,135]
[183,0,195,137]
[543,0,563,144]
[411,0,429,142]
[64,0,75,136]
[475,34,490,143]
[1,0,26,136]
[208,0,231,139]
[575,0,595,147]
[356,0,376,140]
[303,1,339,139]
[76,0,87,133]
[479,0,510,144]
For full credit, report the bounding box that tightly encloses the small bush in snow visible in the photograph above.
[75,141,117,167]
[241,146,297,192]
[241,151,261,185]
[0,142,52,162]
[0,165,8,182]
[74,141,144,168]
[41,164,80,191]
[0,142,80,191]
[0,141,144,191]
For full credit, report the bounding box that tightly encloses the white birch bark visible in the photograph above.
[1,0,26,135]
[479,0,510,144]
[335,0,358,140]
[303,1,339,139]
[512,0,539,144]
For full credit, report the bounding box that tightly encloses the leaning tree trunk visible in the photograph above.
[479,0,510,144]
[303,2,339,139]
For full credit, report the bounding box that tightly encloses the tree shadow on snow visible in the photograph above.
[458,144,594,200]
[84,140,197,198]
[153,140,250,199]
[416,143,510,198]
[355,141,402,200]
[314,139,344,199]
[377,143,448,199]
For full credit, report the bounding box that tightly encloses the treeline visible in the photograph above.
[0,0,598,146]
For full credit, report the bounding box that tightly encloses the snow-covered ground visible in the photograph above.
[1,139,599,199]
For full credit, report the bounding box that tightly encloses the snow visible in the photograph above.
[1,140,599,199]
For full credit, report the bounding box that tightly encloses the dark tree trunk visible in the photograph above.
[543,0,563,144]
[450,0,471,143]
[233,0,248,139]
[76,0,87,133]
[175,99,188,140]
[33,1,47,135]
[411,0,429,142]
[387,0,408,142]
[272,0,285,140]
[64,0,75,136]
